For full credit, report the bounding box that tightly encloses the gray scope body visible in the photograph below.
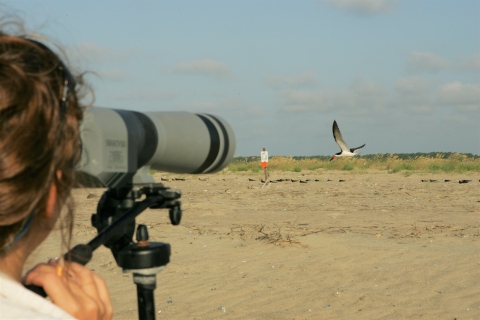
[77,107,236,188]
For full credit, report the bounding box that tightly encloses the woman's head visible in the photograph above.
[0,29,84,252]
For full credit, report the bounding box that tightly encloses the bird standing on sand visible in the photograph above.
[330,120,366,161]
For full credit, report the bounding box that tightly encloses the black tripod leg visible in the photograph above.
[134,274,157,320]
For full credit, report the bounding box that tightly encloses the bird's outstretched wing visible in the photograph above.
[332,120,350,152]
[350,144,366,153]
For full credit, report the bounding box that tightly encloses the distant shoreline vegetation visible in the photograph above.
[227,153,480,174]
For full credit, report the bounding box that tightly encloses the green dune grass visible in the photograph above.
[227,153,480,174]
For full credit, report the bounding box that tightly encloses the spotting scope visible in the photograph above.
[77,107,236,188]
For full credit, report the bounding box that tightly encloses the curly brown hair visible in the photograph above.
[0,27,85,253]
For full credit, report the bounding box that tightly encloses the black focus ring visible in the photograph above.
[193,114,220,174]
[206,114,230,173]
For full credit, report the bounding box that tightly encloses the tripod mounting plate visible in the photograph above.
[117,242,171,270]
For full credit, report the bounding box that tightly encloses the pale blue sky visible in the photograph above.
[3,0,479,156]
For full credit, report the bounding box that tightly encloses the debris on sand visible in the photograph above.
[255,224,303,246]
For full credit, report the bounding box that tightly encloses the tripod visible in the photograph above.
[27,183,181,320]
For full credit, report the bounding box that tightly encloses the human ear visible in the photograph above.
[45,171,62,219]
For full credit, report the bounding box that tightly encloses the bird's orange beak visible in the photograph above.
[330,155,336,161]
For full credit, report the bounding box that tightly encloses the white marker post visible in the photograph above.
[261,148,270,188]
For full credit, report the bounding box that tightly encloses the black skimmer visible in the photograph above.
[330,120,365,161]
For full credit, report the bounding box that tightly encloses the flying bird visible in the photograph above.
[330,120,365,161]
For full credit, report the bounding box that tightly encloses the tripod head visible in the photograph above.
[90,184,180,320]
[91,184,182,320]
[90,184,181,263]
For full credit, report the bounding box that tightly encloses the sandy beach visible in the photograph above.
[26,170,480,319]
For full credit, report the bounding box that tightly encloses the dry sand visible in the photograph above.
[26,170,480,319]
